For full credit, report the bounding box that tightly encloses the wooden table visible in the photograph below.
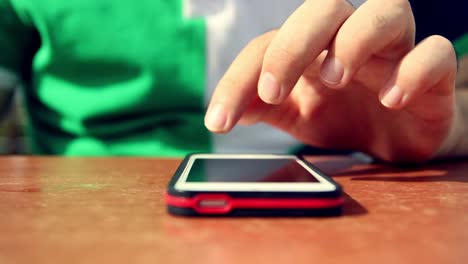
[0,156,467,264]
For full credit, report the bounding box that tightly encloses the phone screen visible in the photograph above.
[186,158,320,183]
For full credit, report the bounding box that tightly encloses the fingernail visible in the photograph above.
[259,72,281,103]
[320,57,344,85]
[380,85,405,108]
[205,103,228,131]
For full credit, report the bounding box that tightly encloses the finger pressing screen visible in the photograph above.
[205,32,275,133]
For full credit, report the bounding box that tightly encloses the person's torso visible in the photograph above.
[12,0,304,155]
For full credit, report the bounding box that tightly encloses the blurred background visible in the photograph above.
[0,0,465,155]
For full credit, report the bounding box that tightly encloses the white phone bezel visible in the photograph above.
[174,154,337,192]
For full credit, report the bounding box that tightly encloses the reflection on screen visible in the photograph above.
[186,159,319,183]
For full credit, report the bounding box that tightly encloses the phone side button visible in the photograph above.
[194,194,232,214]
[199,199,228,208]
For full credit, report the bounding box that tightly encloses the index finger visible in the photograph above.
[205,32,275,133]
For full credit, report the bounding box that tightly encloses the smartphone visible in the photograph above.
[165,154,343,216]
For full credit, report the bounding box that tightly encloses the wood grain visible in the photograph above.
[0,156,467,264]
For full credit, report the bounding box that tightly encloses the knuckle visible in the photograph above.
[321,0,354,15]
[424,35,457,68]
[326,0,352,11]
[425,35,454,53]
[395,0,412,11]
[371,14,388,31]
[392,0,413,24]
[372,0,410,30]
[218,75,239,92]
[368,0,414,42]
[264,41,306,85]
[302,0,353,18]
[383,0,412,16]
[267,41,302,65]
[391,0,411,9]
[245,31,276,54]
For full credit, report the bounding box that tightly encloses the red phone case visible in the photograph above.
[165,154,343,216]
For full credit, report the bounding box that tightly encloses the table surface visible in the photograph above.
[0,156,467,264]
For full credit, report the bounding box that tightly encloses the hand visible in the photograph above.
[204,0,457,163]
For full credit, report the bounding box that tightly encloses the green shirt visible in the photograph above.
[0,0,210,156]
